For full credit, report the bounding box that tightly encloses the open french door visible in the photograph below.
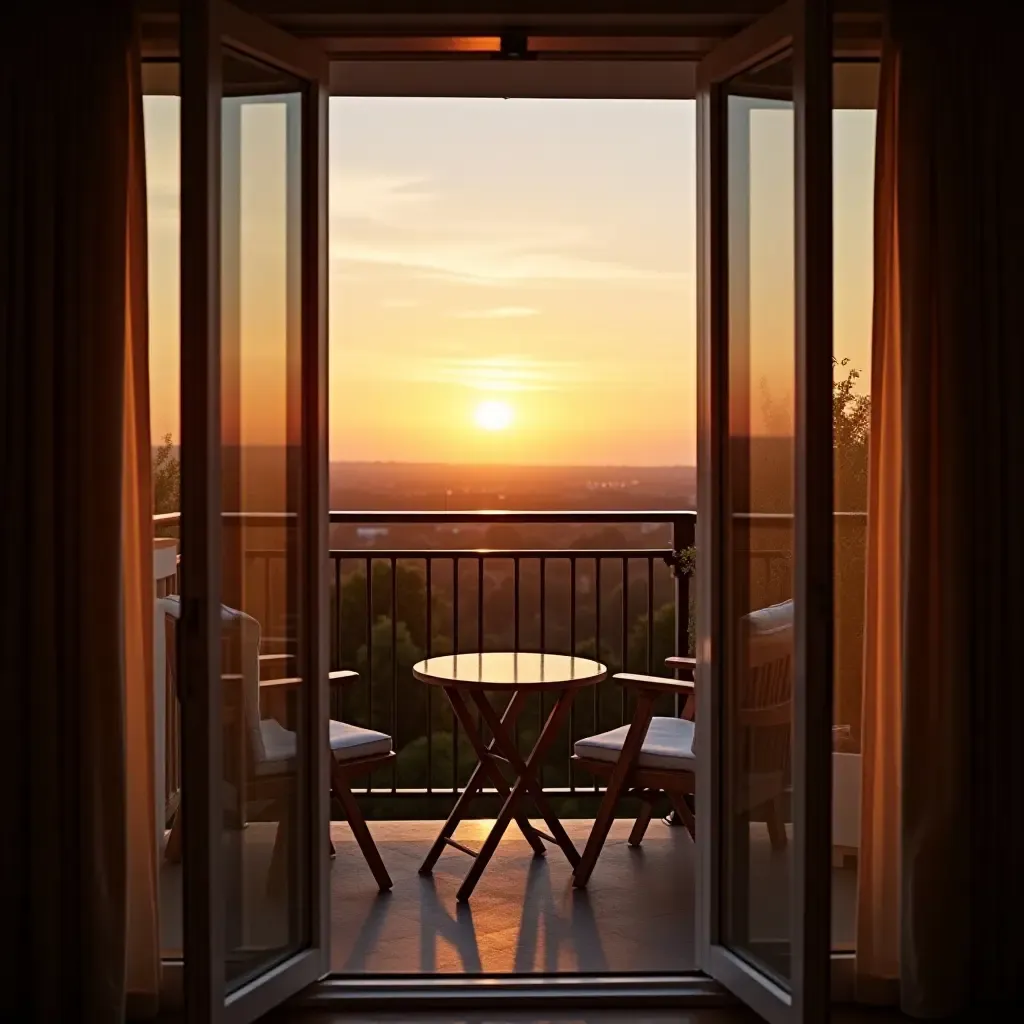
[178,1,329,1020]
[695,1,833,1021]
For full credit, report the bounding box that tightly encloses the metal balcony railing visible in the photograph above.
[322,511,697,806]
[152,509,865,819]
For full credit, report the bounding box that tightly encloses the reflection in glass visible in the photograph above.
[219,48,306,992]
[722,51,796,985]
[143,73,185,963]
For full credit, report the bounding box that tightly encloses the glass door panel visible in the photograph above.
[179,3,328,1020]
[219,50,306,992]
[723,52,796,985]
[696,2,833,1021]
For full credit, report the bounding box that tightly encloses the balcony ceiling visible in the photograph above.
[143,2,881,59]
[140,2,880,98]
[239,1,781,33]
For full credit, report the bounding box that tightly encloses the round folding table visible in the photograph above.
[413,651,607,901]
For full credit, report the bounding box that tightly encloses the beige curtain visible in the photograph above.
[857,4,1023,1016]
[855,36,903,1008]
[0,7,159,1019]
[123,24,161,1020]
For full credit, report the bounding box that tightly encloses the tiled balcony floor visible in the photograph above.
[330,818,697,974]
[160,818,856,975]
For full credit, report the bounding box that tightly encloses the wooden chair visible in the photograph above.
[572,599,794,889]
[159,596,396,892]
[571,658,697,889]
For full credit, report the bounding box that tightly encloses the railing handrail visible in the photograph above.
[152,510,295,524]
[733,510,867,521]
[328,510,696,524]
[324,547,676,559]
[152,509,869,525]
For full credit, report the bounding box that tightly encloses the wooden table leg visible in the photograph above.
[470,689,581,869]
[456,689,577,902]
[419,688,541,874]
[445,689,547,856]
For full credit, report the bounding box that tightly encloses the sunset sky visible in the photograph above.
[143,96,874,467]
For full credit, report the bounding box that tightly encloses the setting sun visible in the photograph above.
[474,399,514,432]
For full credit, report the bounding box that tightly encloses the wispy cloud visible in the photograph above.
[328,172,685,289]
[329,173,435,223]
[452,306,540,320]
[331,236,683,289]
[418,355,576,393]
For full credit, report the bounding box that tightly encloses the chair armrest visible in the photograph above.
[664,656,696,677]
[614,672,695,696]
[259,652,292,666]
[255,671,359,690]
[258,676,302,689]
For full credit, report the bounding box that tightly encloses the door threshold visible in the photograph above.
[295,972,735,1012]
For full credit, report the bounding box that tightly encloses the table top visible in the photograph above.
[413,652,607,692]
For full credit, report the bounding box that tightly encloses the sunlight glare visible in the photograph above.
[474,399,514,431]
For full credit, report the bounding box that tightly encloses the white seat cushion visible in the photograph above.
[574,716,696,772]
[257,718,392,775]
[328,720,392,761]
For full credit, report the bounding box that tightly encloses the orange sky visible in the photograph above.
[143,96,874,466]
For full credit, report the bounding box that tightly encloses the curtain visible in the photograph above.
[0,6,159,1020]
[123,23,161,1019]
[857,4,1024,1016]
[855,35,903,1007]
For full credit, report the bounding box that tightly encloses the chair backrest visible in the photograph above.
[738,599,794,775]
[157,595,266,764]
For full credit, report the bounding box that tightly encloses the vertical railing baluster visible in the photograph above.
[539,556,547,651]
[621,556,628,724]
[672,514,696,718]
[391,557,398,793]
[594,556,601,790]
[264,555,271,651]
[425,556,433,794]
[539,556,546,785]
[334,555,342,721]
[365,556,373,793]
[570,556,577,652]
[569,556,577,791]
[452,556,459,795]
[476,555,485,769]
[477,557,484,651]
[647,555,655,676]
[514,556,521,750]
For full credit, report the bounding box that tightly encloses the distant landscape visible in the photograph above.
[329,460,697,513]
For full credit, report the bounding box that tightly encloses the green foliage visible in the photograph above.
[834,357,871,511]
[152,432,180,515]
[627,601,678,672]
[396,731,484,791]
[338,562,434,660]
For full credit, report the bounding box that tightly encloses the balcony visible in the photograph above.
[154,510,862,975]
